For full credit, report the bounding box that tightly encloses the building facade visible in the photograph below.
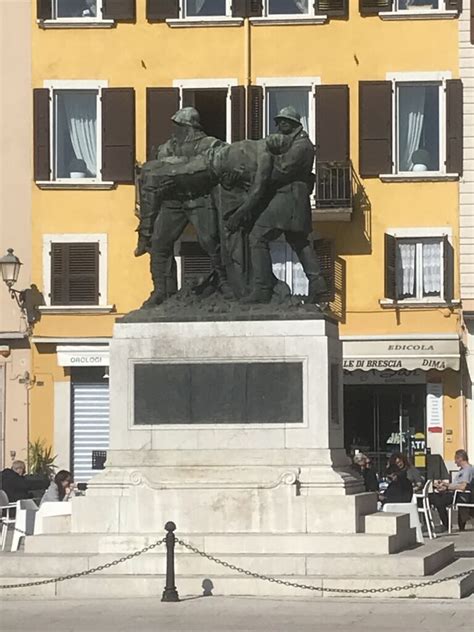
[0,0,32,469]
[29,0,466,480]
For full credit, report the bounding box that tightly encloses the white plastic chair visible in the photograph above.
[414,480,436,539]
[0,490,16,551]
[11,499,38,552]
[448,489,474,534]
[34,501,72,535]
[383,497,424,544]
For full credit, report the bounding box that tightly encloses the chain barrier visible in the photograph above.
[177,539,474,595]
[0,537,166,590]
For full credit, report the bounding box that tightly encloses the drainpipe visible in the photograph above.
[244,17,251,133]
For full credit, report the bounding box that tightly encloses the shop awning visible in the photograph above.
[342,336,460,372]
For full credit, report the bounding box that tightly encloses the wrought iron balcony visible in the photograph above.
[314,161,354,220]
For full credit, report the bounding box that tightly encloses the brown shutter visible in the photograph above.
[443,235,454,303]
[37,0,52,19]
[181,90,195,107]
[50,243,99,306]
[445,0,462,11]
[384,233,397,300]
[315,0,348,17]
[232,0,263,17]
[446,79,463,175]
[316,85,349,162]
[314,239,335,303]
[359,0,392,15]
[102,87,135,183]
[102,0,136,20]
[33,88,51,182]
[471,0,474,45]
[231,86,246,142]
[180,242,212,287]
[359,81,392,177]
[146,88,179,160]
[247,85,263,140]
[146,0,179,21]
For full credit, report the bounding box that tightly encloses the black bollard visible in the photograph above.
[161,521,180,602]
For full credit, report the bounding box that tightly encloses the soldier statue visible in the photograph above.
[226,106,327,305]
[136,107,231,308]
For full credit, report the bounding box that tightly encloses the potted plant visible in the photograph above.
[69,157,88,179]
[411,149,430,172]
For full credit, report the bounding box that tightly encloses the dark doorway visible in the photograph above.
[182,89,227,142]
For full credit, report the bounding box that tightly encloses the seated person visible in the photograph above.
[381,465,413,505]
[351,453,379,493]
[388,452,424,492]
[430,449,473,532]
[40,470,75,506]
[0,460,46,503]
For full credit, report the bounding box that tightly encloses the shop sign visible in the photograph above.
[342,338,460,372]
[57,346,110,367]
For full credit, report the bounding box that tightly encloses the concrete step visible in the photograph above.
[25,530,416,556]
[363,512,411,535]
[0,541,454,579]
[0,559,472,600]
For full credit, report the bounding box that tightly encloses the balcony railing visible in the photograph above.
[315,161,353,215]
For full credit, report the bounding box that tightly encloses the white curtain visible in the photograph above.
[62,92,97,176]
[422,242,442,295]
[294,0,308,13]
[270,241,287,284]
[399,86,426,171]
[291,251,309,295]
[396,242,416,297]
[268,88,309,134]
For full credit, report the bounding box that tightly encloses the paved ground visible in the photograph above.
[1,595,473,632]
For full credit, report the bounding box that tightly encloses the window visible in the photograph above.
[43,234,108,307]
[393,1,442,11]
[384,231,454,303]
[265,87,312,136]
[182,89,228,141]
[266,0,310,15]
[396,82,441,173]
[184,0,230,17]
[359,0,460,15]
[53,0,100,18]
[53,90,100,180]
[263,0,348,17]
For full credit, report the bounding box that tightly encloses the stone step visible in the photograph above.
[363,512,411,535]
[0,541,454,579]
[25,530,416,556]
[0,559,471,600]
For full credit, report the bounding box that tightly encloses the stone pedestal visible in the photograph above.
[74,317,366,535]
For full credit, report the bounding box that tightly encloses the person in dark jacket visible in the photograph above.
[1,460,47,502]
[382,465,413,504]
[352,453,379,492]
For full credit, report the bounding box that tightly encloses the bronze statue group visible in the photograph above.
[135,105,327,309]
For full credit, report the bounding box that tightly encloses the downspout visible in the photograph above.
[244,16,251,135]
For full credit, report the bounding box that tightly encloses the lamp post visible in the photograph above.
[0,248,24,309]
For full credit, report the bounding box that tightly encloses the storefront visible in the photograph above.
[342,335,462,476]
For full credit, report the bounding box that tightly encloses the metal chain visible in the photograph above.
[177,539,474,595]
[0,537,166,590]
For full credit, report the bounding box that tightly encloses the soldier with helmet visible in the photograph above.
[137,106,230,308]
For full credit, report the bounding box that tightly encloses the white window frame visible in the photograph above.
[43,80,107,185]
[394,0,449,11]
[256,76,320,143]
[42,233,108,309]
[386,71,452,178]
[385,227,453,304]
[380,0,458,19]
[50,0,105,22]
[172,78,237,143]
[264,0,312,18]
[180,0,232,19]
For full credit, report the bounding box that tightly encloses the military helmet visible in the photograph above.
[171,107,202,129]
[274,106,301,125]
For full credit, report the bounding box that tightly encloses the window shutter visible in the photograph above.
[102,87,135,183]
[445,0,462,11]
[37,0,52,20]
[102,0,136,20]
[314,239,335,304]
[146,0,179,21]
[50,243,99,306]
[384,233,397,300]
[232,0,263,17]
[443,235,454,303]
[180,242,212,286]
[247,85,263,140]
[471,0,474,45]
[316,85,349,162]
[359,81,392,177]
[359,0,392,15]
[146,88,179,161]
[315,0,348,17]
[231,86,246,142]
[182,90,195,107]
[33,88,51,182]
[446,79,463,175]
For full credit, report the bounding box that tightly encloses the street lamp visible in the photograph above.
[0,248,24,307]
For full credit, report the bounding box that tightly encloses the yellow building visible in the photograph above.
[28,0,466,481]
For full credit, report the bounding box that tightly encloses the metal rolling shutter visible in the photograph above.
[72,382,109,483]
